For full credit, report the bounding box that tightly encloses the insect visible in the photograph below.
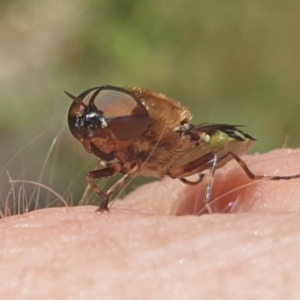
[65,85,300,213]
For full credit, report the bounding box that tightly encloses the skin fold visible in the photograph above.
[1,149,300,299]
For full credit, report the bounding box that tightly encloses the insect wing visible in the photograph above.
[173,123,256,171]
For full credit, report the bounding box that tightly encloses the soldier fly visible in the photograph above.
[65,85,300,213]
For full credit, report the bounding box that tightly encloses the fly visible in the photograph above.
[65,85,300,213]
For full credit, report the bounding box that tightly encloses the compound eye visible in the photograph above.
[67,95,84,141]
[93,87,150,141]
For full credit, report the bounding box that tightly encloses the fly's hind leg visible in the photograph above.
[171,150,300,214]
[179,174,206,186]
[207,151,300,210]
[179,155,218,214]
[221,151,300,182]
[169,152,219,213]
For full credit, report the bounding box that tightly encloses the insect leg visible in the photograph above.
[86,162,122,212]
[79,159,106,205]
[221,151,300,181]
[203,151,300,213]
[203,153,218,213]
[168,152,218,213]
[179,174,206,186]
[95,163,140,212]
[169,152,217,178]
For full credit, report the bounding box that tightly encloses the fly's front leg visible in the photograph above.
[80,159,106,205]
[103,163,140,208]
[87,162,140,213]
[86,162,122,212]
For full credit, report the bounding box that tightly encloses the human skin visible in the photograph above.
[1,149,300,299]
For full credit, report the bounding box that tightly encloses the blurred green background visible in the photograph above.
[1,0,300,215]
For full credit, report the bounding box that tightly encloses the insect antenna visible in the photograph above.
[64,91,88,108]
